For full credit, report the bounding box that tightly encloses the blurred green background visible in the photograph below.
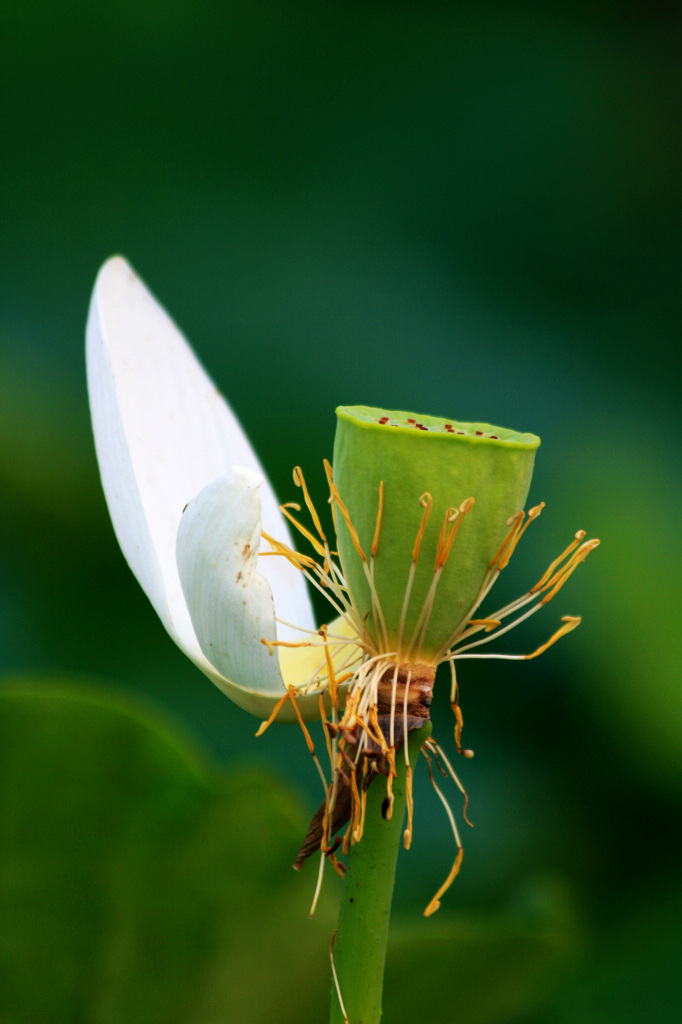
[1,1,681,1021]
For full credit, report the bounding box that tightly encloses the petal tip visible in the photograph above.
[91,255,143,314]
[95,253,134,282]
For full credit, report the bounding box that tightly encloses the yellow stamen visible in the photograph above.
[412,492,433,562]
[539,539,600,604]
[345,710,378,753]
[435,506,457,570]
[385,769,395,820]
[372,480,384,558]
[287,686,316,756]
[525,615,582,658]
[319,625,338,705]
[435,496,474,571]
[293,465,328,545]
[397,494,433,653]
[452,701,464,751]
[319,693,334,769]
[368,705,390,755]
[330,930,349,1024]
[260,460,595,911]
[387,747,397,783]
[328,852,346,880]
[320,781,332,855]
[340,688,359,728]
[322,459,338,534]
[429,739,473,827]
[279,504,327,558]
[254,691,290,737]
[423,744,464,916]
[406,565,446,662]
[342,820,351,857]
[261,530,318,570]
[490,509,525,571]
[364,480,390,652]
[353,763,368,843]
[333,671,356,687]
[285,685,329,797]
[497,501,545,571]
[531,529,586,593]
[403,762,414,850]
[309,849,327,919]
[350,768,362,844]
[260,637,315,655]
[388,662,399,750]
[424,848,464,917]
[402,667,414,770]
[324,459,367,563]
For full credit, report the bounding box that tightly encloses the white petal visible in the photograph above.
[86,255,315,668]
[176,469,288,704]
[178,470,362,720]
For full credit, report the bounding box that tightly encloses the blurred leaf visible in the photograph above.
[0,678,334,1023]
[0,345,99,535]
[0,679,589,1024]
[385,876,582,1024]
[545,873,682,1024]
[554,435,682,797]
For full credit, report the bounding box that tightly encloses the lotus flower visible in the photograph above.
[87,256,598,911]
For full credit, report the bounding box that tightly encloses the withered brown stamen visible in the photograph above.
[294,662,436,869]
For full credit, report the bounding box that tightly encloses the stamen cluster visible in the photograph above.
[258,463,598,915]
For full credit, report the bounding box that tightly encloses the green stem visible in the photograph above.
[329,723,432,1024]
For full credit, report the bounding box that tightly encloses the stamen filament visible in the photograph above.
[261,530,318,570]
[319,694,334,768]
[497,502,545,569]
[531,530,586,593]
[489,510,525,571]
[330,930,350,1024]
[412,493,433,563]
[309,850,327,919]
[448,659,464,749]
[293,466,327,544]
[437,523,598,660]
[384,750,396,820]
[321,625,338,705]
[406,566,442,663]
[435,497,474,571]
[397,560,418,656]
[422,747,464,917]
[325,459,367,563]
[354,766,368,843]
[454,614,581,661]
[449,598,546,655]
[371,480,384,558]
[403,763,414,850]
[525,615,581,658]
[350,768,362,843]
[389,662,399,751]
[260,638,315,655]
[286,686,330,796]
[403,499,474,662]
[254,691,290,737]
[539,539,600,603]
[279,505,327,558]
[429,739,472,826]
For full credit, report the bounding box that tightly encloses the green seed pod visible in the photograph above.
[332,406,540,662]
